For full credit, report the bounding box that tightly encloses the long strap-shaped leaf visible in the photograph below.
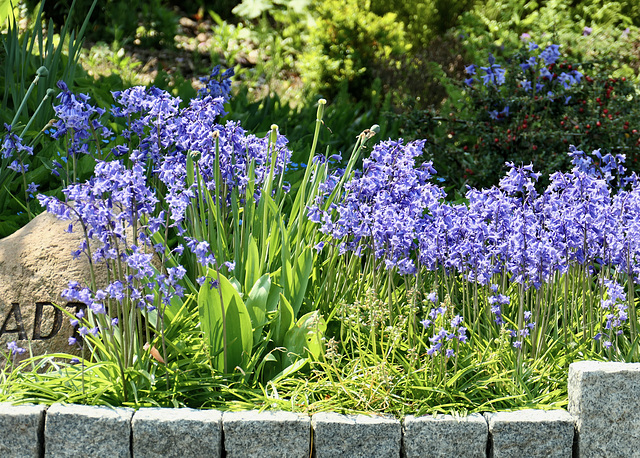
[198,269,252,375]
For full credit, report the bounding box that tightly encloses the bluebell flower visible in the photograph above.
[7,341,25,355]
[539,44,561,65]
[540,67,553,80]
[520,56,537,72]
[480,63,506,86]
[1,124,34,160]
[197,65,234,102]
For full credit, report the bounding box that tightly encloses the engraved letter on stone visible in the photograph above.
[32,301,63,340]
[0,303,28,340]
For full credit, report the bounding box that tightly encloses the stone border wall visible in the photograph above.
[0,361,638,458]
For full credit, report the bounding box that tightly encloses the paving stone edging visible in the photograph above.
[1,361,639,457]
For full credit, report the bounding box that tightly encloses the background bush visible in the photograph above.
[24,0,177,46]
[6,0,640,214]
[298,0,410,102]
[398,42,640,191]
[370,0,476,49]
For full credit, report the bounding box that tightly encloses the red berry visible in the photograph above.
[597,121,602,127]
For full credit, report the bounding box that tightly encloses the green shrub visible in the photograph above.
[0,1,96,237]
[370,0,477,49]
[24,0,177,47]
[400,41,640,191]
[458,0,640,74]
[298,0,410,102]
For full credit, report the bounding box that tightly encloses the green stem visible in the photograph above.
[10,66,48,128]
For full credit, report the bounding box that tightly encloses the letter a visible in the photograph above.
[0,303,27,340]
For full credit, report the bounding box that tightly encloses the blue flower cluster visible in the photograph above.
[596,279,629,348]
[197,65,234,101]
[51,81,113,158]
[308,139,442,275]
[38,73,292,348]
[1,123,34,172]
[419,293,468,357]
[464,42,584,121]
[313,140,640,341]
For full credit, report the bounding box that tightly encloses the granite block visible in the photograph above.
[312,411,401,458]
[402,413,487,458]
[223,410,310,458]
[0,403,46,458]
[132,407,222,458]
[485,409,575,458]
[44,403,133,457]
[569,361,640,458]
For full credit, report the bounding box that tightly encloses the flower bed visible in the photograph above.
[0,57,639,416]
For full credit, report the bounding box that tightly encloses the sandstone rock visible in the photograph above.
[0,211,103,363]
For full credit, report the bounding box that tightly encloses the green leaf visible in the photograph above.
[232,0,273,20]
[186,152,196,187]
[283,311,326,367]
[229,277,242,295]
[286,247,314,316]
[273,0,310,15]
[266,282,282,314]
[198,269,253,374]
[244,236,260,293]
[269,357,308,383]
[245,274,271,345]
[273,293,294,346]
[0,0,15,27]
